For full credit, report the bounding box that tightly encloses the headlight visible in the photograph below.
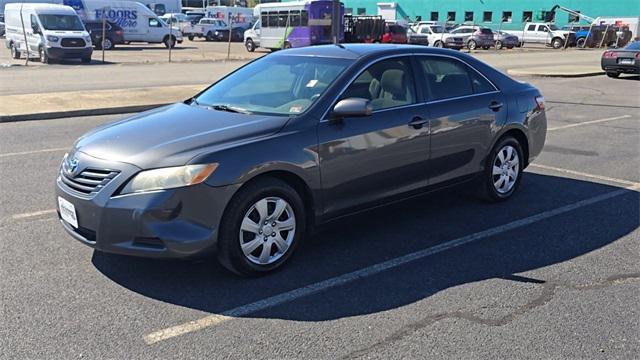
[46,35,59,42]
[120,163,218,195]
[85,35,92,43]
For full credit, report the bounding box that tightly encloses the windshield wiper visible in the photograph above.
[210,104,253,114]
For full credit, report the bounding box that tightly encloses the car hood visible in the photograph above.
[74,103,289,169]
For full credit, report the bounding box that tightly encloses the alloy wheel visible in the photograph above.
[239,197,296,265]
[492,145,519,194]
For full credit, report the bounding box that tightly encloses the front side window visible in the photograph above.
[38,14,84,31]
[340,58,416,111]
[194,56,352,116]
[418,57,475,101]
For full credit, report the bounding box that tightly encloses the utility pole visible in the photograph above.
[101,7,108,63]
[332,0,340,44]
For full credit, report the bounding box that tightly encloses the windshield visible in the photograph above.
[194,56,352,116]
[548,24,560,31]
[39,14,84,31]
[625,41,640,50]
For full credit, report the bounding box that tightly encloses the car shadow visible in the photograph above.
[92,173,639,321]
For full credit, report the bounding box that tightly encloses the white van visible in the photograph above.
[4,3,92,63]
[77,0,183,47]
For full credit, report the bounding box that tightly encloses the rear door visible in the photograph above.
[415,55,507,184]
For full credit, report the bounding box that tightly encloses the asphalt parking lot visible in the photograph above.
[1,73,639,358]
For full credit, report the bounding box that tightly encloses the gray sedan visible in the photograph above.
[494,30,520,49]
[56,44,547,276]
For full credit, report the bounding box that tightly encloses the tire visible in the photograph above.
[39,47,49,64]
[467,39,477,50]
[477,136,525,202]
[205,32,214,41]
[187,35,194,41]
[102,37,113,50]
[163,35,176,48]
[245,38,255,52]
[11,43,21,59]
[495,40,503,50]
[606,72,620,78]
[282,41,292,49]
[433,40,443,48]
[551,37,563,49]
[576,37,586,48]
[217,177,306,276]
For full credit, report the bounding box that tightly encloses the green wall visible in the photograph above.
[341,0,640,30]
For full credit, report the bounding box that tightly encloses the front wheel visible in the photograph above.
[576,37,586,48]
[478,136,524,202]
[433,40,444,48]
[163,35,176,48]
[205,32,214,41]
[217,178,306,276]
[102,37,113,50]
[495,40,503,50]
[467,39,477,50]
[551,38,563,49]
[245,38,255,52]
[187,34,194,41]
[11,43,21,59]
[39,47,49,64]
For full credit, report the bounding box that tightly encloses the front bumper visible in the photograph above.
[46,46,92,59]
[55,152,239,258]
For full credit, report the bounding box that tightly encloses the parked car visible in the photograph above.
[84,20,124,50]
[406,26,429,45]
[601,41,640,78]
[518,22,575,49]
[449,25,495,50]
[0,20,4,38]
[185,11,205,25]
[55,44,547,276]
[213,26,245,42]
[562,24,591,48]
[182,18,229,41]
[5,3,92,64]
[381,23,407,43]
[493,30,519,49]
[410,23,464,50]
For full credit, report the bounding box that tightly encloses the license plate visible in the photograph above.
[619,58,634,64]
[58,196,78,228]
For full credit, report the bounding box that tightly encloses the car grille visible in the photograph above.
[61,38,86,47]
[60,168,119,195]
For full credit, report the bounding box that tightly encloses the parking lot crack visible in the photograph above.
[342,273,640,359]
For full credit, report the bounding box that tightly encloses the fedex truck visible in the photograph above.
[1,0,181,18]
[204,5,253,29]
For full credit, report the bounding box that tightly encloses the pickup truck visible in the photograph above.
[182,18,230,41]
[410,23,464,50]
[518,22,575,49]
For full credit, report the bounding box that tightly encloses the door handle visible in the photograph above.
[408,117,428,129]
[488,101,504,111]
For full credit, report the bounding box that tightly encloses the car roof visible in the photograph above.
[272,44,467,60]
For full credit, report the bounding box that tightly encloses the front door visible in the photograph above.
[317,57,430,216]
[414,55,507,184]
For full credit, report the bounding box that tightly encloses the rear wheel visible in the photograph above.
[11,43,21,59]
[467,39,477,50]
[102,37,113,50]
[495,40,503,50]
[245,38,255,52]
[576,37,586,48]
[433,40,443,48]
[606,71,620,78]
[478,136,524,202]
[217,177,306,276]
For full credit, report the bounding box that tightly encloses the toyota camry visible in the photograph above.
[56,44,547,276]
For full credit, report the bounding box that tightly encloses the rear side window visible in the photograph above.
[417,57,495,101]
[527,24,535,31]
[480,28,492,35]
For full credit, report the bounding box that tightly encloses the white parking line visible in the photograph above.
[529,164,640,187]
[547,115,632,131]
[11,209,57,220]
[143,181,640,345]
[0,147,67,158]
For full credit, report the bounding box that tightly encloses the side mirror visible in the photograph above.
[331,98,373,119]
[33,26,40,34]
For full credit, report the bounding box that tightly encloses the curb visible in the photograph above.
[0,103,169,123]
[507,69,605,78]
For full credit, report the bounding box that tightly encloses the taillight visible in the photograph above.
[116,30,123,35]
[603,51,618,59]
[535,96,545,110]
